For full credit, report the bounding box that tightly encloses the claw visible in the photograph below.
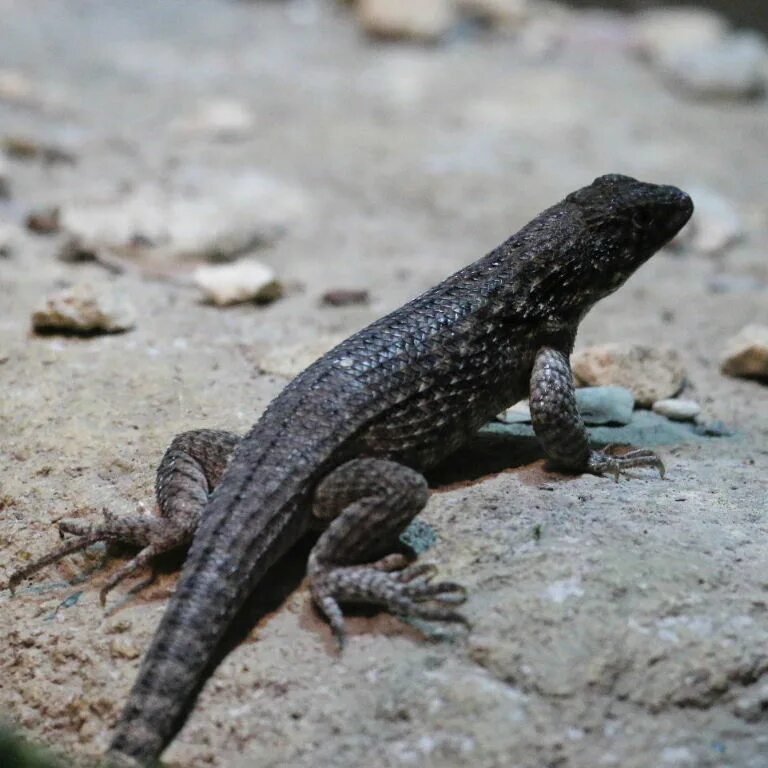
[310,556,469,648]
[588,447,666,480]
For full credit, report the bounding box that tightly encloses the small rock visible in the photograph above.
[634,8,728,64]
[32,283,137,335]
[3,135,77,165]
[497,387,634,426]
[575,386,635,426]
[109,636,140,660]
[572,344,686,407]
[26,206,60,235]
[171,99,255,141]
[321,289,370,307]
[193,258,283,306]
[259,335,346,379]
[457,0,528,28]
[721,324,768,381]
[358,0,457,42]
[105,620,132,635]
[671,188,742,255]
[60,169,306,261]
[0,69,42,108]
[658,32,768,100]
[496,400,531,424]
[652,398,701,422]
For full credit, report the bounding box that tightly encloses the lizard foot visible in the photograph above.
[588,447,665,481]
[310,553,467,648]
[7,508,191,604]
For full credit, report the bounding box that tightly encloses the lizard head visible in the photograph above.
[562,173,693,300]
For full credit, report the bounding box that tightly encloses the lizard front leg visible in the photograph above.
[308,458,467,647]
[529,347,664,479]
[8,429,240,603]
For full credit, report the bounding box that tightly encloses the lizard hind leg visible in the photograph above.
[7,510,188,601]
[309,458,467,648]
[7,428,242,602]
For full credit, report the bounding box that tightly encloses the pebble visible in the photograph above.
[721,324,768,381]
[634,9,768,100]
[26,206,61,235]
[575,386,635,426]
[652,398,701,422]
[357,0,457,42]
[60,169,307,262]
[497,387,634,426]
[659,32,768,101]
[572,344,686,407]
[321,289,370,307]
[171,99,255,141]
[458,0,528,28]
[3,135,77,165]
[0,68,43,108]
[32,283,137,335]
[193,258,283,306]
[671,188,743,255]
[496,400,531,424]
[633,8,728,65]
[109,636,140,660]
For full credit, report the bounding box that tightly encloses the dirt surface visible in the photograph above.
[1,1,767,767]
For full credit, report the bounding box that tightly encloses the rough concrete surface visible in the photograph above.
[0,1,767,767]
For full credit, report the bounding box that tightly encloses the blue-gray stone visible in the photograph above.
[575,386,635,426]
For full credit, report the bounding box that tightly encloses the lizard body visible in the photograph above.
[9,175,693,766]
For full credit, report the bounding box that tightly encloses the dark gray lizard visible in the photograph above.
[9,174,693,766]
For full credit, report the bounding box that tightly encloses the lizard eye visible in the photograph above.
[631,211,655,233]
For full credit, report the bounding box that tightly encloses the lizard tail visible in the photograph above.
[106,484,309,765]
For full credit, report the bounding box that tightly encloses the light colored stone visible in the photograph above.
[458,0,528,28]
[60,169,307,261]
[0,68,42,108]
[575,386,635,426]
[193,258,282,306]
[171,99,255,140]
[633,8,728,65]
[32,283,137,334]
[671,187,742,255]
[498,387,635,426]
[652,398,701,422]
[497,400,531,424]
[572,344,686,407]
[721,324,768,381]
[358,0,457,42]
[658,31,768,101]
[259,335,346,379]
[109,636,140,660]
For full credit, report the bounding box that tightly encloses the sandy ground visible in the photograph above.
[1,1,768,767]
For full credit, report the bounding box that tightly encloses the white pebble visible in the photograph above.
[652,398,701,422]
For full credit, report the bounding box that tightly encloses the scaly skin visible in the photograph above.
[8,175,693,766]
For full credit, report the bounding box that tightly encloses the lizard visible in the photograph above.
[7,174,693,766]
